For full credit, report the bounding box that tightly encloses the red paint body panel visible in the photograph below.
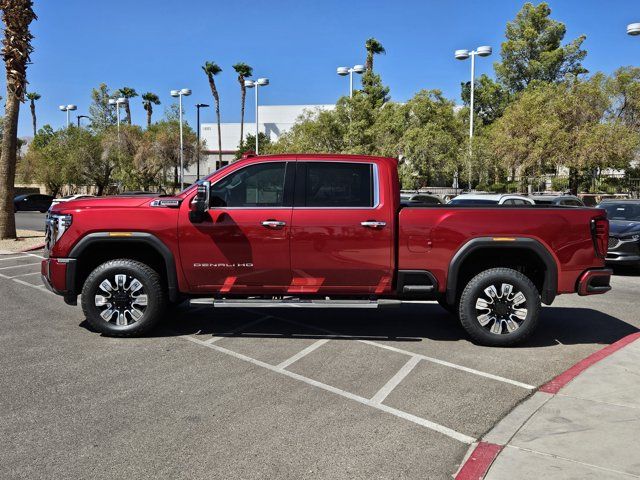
[44,153,607,302]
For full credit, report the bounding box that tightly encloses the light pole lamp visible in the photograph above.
[76,114,90,128]
[627,23,640,36]
[108,97,128,137]
[59,104,77,127]
[171,88,192,189]
[244,78,269,154]
[336,64,365,98]
[455,45,492,189]
[195,103,209,179]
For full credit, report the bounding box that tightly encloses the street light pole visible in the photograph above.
[244,78,269,155]
[337,65,365,98]
[195,103,210,180]
[171,88,192,190]
[455,46,492,190]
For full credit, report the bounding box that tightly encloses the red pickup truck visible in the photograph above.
[42,154,612,346]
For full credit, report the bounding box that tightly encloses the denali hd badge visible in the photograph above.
[194,263,254,268]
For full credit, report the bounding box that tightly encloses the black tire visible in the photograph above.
[458,267,540,347]
[81,259,166,337]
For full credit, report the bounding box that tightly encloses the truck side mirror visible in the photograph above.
[189,181,210,223]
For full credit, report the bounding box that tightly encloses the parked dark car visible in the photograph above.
[598,200,640,268]
[13,193,53,213]
[530,195,584,207]
[400,192,442,205]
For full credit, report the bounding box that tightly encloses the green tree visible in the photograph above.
[116,86,138,125]
[25,91,40,136]
[233,62,253,149]
[202,61,223,163]
[495,2,587,93]
[141,92,161,127]
[606,66,640,130]
[460,75,510,125]
[0,0,37,239]
[364,37,385,72]
[89,83,117,132]
[236,132,270,159]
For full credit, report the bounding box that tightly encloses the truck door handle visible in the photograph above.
[261,220,286,228]
[361,221,386,228]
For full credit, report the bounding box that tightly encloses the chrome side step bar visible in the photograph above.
[189,298,402,308]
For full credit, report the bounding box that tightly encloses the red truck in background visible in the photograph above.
[42,154,612,346]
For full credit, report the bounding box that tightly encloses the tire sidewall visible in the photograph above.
[81,260,165,336]
[459,268,540,347]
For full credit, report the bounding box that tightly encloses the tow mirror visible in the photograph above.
[191,181,210,213]
[189,181,210,223]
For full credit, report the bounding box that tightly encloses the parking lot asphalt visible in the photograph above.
[14,212,46,232]
[1,251,639,479]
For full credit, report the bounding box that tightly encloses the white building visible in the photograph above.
[186,104,334,183]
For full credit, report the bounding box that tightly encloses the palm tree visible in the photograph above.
[365,37,385,72]
[25,91,40,136]
[141,92,160,127]
[116,86,138,124]
[233,62,253,149]
[202,61,223,163]
[0,0,37,240]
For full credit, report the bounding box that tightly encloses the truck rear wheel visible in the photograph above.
[81,259,166,337]
[458,268,540,347]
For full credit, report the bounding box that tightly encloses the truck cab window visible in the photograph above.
[210,162,286,207]
[303,162,373,207]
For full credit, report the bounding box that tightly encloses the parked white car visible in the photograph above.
[50,194,95,207]
[448,193,535,206]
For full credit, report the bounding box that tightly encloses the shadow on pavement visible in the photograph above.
[123,302,640,348]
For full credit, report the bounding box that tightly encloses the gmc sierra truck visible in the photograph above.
[42,154,612,346]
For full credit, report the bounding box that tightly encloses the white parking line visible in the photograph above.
[277,339,330,369]
[0,262,41,270]
[181,334,476,444]
[7,271,41,279]
[0,255,27,262]
[25,252,45,259]
[269,315,535,390]
[370,355,422,405]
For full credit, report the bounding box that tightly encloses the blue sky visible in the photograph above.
[12,0,640,136]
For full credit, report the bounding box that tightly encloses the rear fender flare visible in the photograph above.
[445,237,558,305]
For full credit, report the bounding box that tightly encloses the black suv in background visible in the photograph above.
[13,193,53,213]
[599,200,640,268]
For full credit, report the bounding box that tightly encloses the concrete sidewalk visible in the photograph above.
[481,333,640,479]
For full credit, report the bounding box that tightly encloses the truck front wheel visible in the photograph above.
[458,268,540,347]
[81,259,167,337]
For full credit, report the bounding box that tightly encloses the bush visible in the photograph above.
[551,177,569,192]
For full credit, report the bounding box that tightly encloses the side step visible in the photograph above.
[189,298,402,308]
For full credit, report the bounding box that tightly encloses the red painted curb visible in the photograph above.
[455,442,503,480]
[540,331,640,394]
[19,242,45,253]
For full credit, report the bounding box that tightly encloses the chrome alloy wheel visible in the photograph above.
[94,274,148,326]
[474,283,528,335]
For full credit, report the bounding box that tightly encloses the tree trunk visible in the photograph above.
[239,78,246,150]
[215,94,222,163]
[30,100,36,136]
[125,102,132,125]
[146,105,152,127]
[366,53,373,72]
[569,167,579,195]
[0,92,20,239]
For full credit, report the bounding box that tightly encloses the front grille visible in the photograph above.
[608,236,619,250]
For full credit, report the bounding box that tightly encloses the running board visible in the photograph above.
[189,298,402,308]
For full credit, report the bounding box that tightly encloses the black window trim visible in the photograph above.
[293,160,380,209]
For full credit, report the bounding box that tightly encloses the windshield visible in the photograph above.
[600,203,640,221]
[448,198,498,205]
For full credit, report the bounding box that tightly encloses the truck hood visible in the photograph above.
[50,195,161,212]
[609,219,640,237]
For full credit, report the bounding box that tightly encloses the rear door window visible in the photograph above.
[296,162,374,207]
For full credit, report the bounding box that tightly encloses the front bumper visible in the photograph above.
[606,237,640,266]
[41,257,77,304]
[577,268,613,296]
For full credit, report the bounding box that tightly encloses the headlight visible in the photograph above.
[45,213,72,251]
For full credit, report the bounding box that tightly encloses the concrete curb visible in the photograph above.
[454,331,640,479]
[19,242,45,253]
